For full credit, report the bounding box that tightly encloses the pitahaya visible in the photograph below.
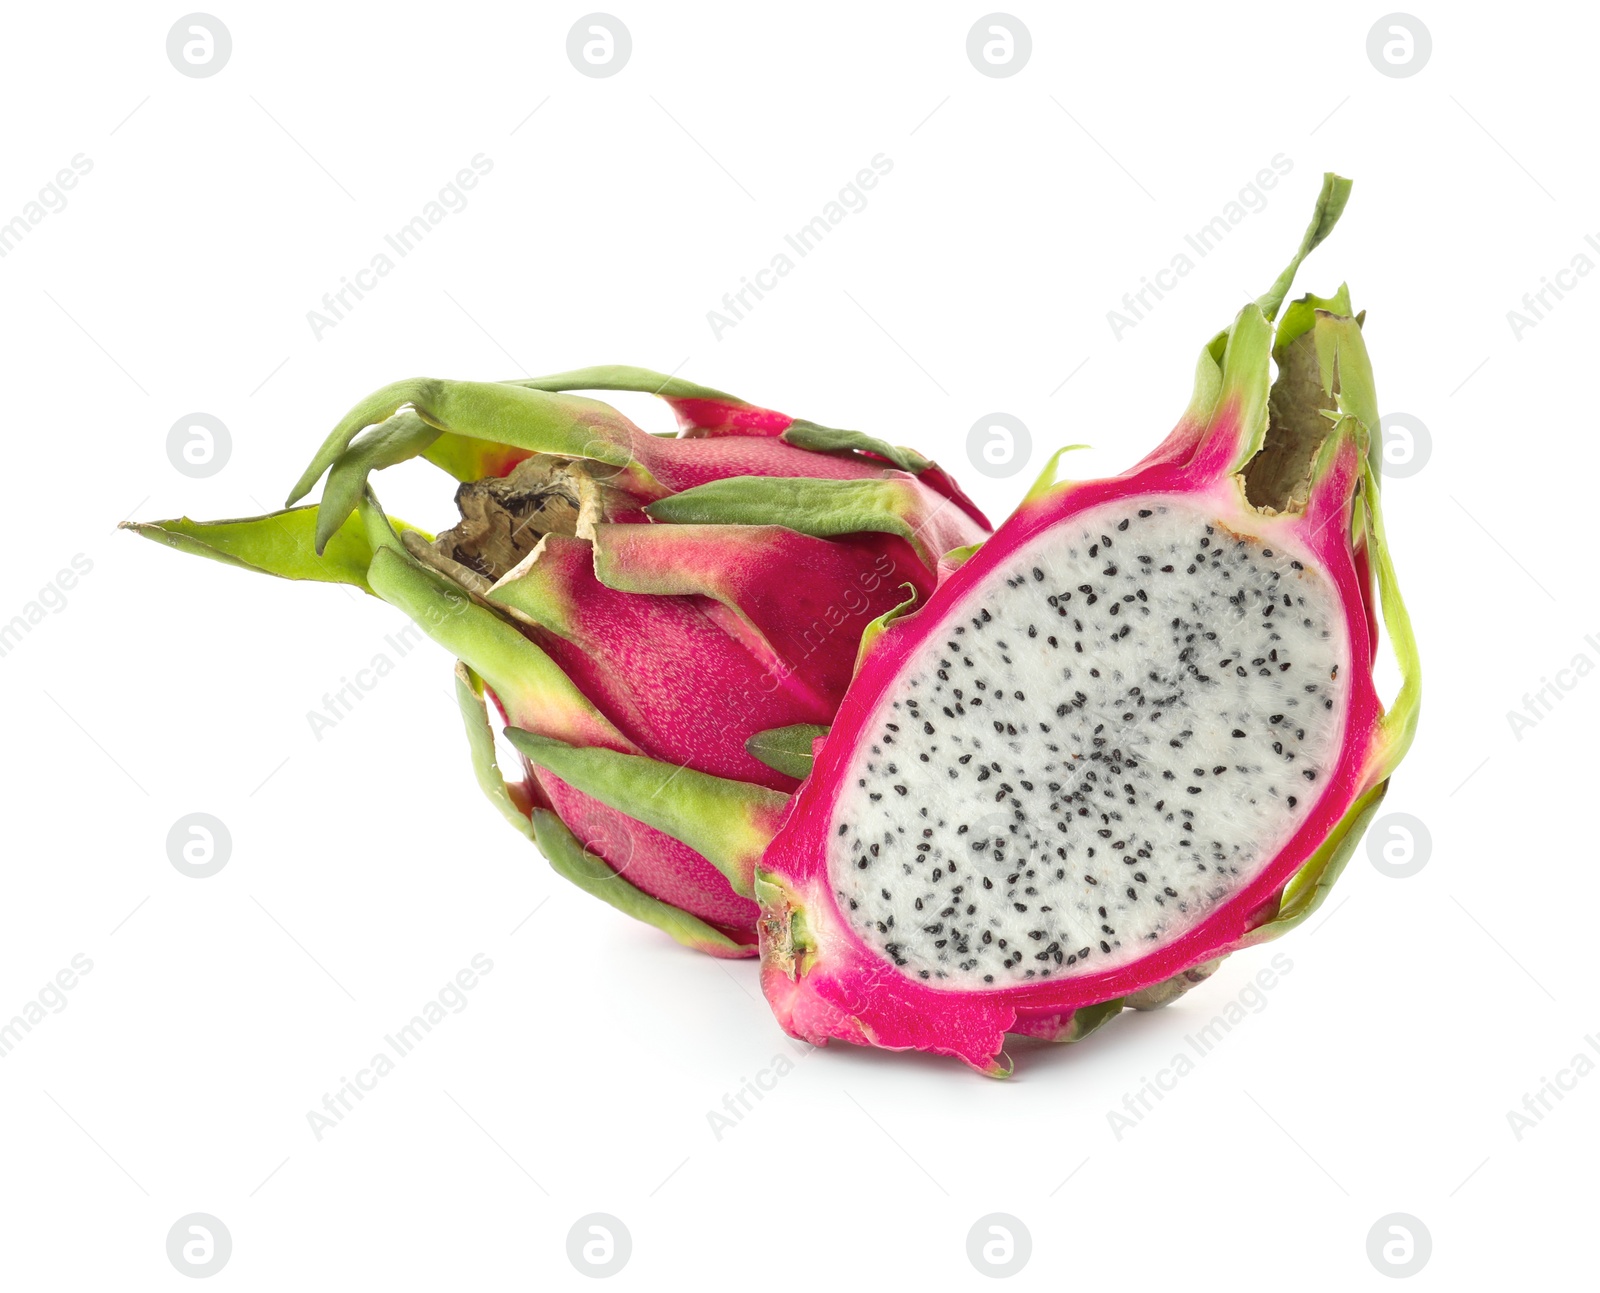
[736,173,1419,1071]
[127,368,989,956]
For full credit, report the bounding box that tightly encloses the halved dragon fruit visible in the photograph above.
[746,173,1421,1071]
[128,368,988,957]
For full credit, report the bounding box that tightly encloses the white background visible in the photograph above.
[0,1,1591,1287]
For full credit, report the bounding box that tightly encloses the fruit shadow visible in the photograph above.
[783,1001,1182,1082]
[1005,1006,1186,1079]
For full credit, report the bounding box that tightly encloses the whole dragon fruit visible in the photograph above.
[128,368,989,956]
[606,173,1417,1071]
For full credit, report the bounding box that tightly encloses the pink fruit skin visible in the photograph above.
[659,396,992,533]
[668,396,796,436]
[759,400,1386,1066]
[512,529,935,774]
[546,780,764,944]
[640,434,882,491]
[590,526,940,729]
[489,394,992,956]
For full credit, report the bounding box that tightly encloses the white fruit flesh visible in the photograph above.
[828,497,1349,987]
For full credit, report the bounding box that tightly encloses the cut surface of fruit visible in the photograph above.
[829,495,1349,986]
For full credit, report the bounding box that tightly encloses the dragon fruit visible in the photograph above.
[127,368,989,956]
[740,173,1421,1071]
